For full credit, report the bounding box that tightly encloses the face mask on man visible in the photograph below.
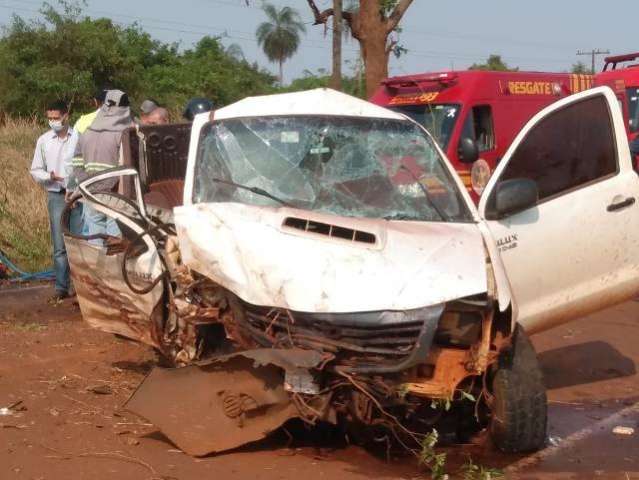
[49,119,65,132]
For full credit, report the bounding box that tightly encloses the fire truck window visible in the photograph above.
[461,105,495,152]
[628,88,639,133]
[499,95,617,202]
[390,104,460,149]
[472,106,495,152]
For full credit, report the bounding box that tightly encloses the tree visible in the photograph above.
[306,0,414,98]
[469,54,519,72]
[225,43,246,61]
[329,0,343,90]
[571,61,589,74]
[256,3,306,85]
[143,36,277,111]
[0,2,167,115]
[0,2,276,117]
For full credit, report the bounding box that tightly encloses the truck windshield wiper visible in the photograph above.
[211,177,292,207]
[398,165,449,221]
[382,213,423,221]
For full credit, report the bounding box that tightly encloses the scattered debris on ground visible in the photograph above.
[612,426,635,436]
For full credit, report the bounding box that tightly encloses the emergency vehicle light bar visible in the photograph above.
[603,52,639,71]
[382,73,459,89]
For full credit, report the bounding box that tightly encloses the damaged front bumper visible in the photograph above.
[127,295,498,456]
[126,348,327,456]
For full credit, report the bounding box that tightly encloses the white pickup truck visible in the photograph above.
[63,86,639,457]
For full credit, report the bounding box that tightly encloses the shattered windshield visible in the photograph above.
[193,115,471,222]
[390,103,460,149]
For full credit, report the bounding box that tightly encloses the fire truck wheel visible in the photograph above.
[490,325,547,453]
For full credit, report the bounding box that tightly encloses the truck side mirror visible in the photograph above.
[458,137,479,164]
[490,178,538,218]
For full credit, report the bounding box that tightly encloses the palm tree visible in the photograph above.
[225,43,245,62]
[256,3,306,84]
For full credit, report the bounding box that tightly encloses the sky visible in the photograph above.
[0,0,635,83]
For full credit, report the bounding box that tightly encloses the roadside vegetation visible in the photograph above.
[0,117,50,272]
[0,2,277,119]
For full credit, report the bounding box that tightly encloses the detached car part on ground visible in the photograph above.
[63,87,639,457]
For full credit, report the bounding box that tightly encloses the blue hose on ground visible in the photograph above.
[0,250,55,282]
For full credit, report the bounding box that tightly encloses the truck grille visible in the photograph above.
[238,303,443,371]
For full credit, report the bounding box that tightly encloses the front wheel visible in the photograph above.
[490,325,547,453]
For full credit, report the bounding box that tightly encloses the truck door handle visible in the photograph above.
[607,197,636,212]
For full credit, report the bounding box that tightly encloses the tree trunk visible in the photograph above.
[361,34,389,98]
[359,0,389,98]
[355,52,364,97]
[306,0,414,98]
[279,59,284,85]
[329,0,342,91]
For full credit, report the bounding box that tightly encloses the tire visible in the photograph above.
[490,324,547,453]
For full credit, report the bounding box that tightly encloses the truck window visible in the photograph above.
[461,105,495,152]
[628,88,639,133]
[499,95,617,202]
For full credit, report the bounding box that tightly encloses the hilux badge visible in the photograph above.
[497,234,518,252]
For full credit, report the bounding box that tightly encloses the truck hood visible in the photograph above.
[174,203,487,313]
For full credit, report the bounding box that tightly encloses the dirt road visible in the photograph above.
[1,285,638,479]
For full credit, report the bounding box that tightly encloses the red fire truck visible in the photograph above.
[594,52,639,141]
[370,70,593,197]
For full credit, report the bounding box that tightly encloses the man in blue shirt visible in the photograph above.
[30,100,83,301]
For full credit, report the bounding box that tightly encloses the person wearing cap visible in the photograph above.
[66,89,106,233]
[140,107,169,125]
[74,89,107,135]
[183,97,214,122]
[138,99,160,124]
[70,89,133,242]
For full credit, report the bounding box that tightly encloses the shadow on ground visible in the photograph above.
[539,341,636,390]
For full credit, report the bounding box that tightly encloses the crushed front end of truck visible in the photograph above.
[122,213,506,458]
[125,270,505,457]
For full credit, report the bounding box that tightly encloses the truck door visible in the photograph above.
[64,168,167,347]
[478,87,639,334]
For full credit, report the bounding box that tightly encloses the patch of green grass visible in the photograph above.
[459,458,504,480]
[419,430,449,480]
[418,429,504,480]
